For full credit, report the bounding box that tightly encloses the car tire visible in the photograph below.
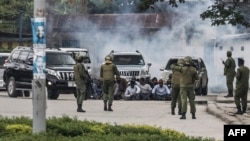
[24,91,30,97]
[7,77,18,97]
[47,89,59,100]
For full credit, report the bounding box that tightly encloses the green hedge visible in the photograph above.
[0,115,216,141]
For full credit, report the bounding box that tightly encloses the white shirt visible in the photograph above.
[152,84,170,95]
[139,83,152,94]
[124,85,141,97]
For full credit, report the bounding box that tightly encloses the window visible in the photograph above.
[18,51,29,62]
[11,50,20,61]
[113,55,145,65]
[47,53,75,66]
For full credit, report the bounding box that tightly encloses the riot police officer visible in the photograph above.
[100,55,120,111]
[74,52,87,112]
[170,58,184,115]
[234,58,249,114]
[223,51,236,98]
[171,56,198,119]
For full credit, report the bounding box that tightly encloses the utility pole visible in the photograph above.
[32,0,46,134]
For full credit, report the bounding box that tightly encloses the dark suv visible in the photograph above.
[3,46,76,99]
[160,56,208,95]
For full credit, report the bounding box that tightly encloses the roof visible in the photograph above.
[52,13,174,32]
[169,56,201,60]
[11,46,71,54]
[110,50,142,56]
[59,48,88,52]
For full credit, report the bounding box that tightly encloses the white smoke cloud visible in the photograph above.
[54,0,250,93]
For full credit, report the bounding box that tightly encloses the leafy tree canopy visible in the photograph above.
[133,0,250,28]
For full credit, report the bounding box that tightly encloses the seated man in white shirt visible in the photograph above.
[152,79,171,100]
[124,80,140,100]
[139,77,152,100]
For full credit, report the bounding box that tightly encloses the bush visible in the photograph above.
[0,115,216,141]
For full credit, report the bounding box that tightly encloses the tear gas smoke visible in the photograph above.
[52,1,250,93]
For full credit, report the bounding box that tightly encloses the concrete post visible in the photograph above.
[32,0,46,134]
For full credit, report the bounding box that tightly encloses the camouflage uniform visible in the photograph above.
[74,53,87,112]
[223,51,236,97]
[170,56,198,119]
[234,58,249,114]
[170,59,183,115]
[100,55,120,111]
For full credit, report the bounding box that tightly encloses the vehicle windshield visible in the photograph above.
[71,51,91,63]
[113,55,145,65]
[166,59,199,70]
[47,53,75,65]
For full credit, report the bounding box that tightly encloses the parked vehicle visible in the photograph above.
[160,56,208,95]
[0,53,10,90]
[60,47,92,78]
[108,50,151,81]
[3,46,76,99]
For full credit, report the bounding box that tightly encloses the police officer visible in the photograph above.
[170,59,184,115]
[222,51,236,98]
[234,58,249,114]
[171,56,198,119]
[100,55,120,111]
[74,52,87,112]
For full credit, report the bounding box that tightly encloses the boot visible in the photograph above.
[180,112,186,119]
[242,107,247,114]
[178,108,182,115]
[224,90,233,98]
[235,106,242,115]
[104,101,107,111]
[192,113,196,119]
[108,104,113,111]
[171,108,175,115]
[77,104,86,112]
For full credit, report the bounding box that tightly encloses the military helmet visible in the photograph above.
[238,58,244,65]
[227,51,232,57]
[184,56,192,65]
[105,55,112,63]
[177,58,184,65]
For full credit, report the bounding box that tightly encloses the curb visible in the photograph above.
[207,101,243,124]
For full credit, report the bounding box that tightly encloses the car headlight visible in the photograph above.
[46,69,61,79]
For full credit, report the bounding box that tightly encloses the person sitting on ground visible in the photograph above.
[152,79,171,100]
[92,79,103,99]
[148,77,158,89]
[114,77,127,100]
[128,76,140,86]
[124,80,141,100]
[138,77,152,100]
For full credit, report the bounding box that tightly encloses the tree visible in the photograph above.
[0,0,33,33]
[200,0,250,27]
[142,0,250,28]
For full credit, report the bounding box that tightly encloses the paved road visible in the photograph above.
[0,91,225,141]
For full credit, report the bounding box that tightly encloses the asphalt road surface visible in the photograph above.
[0,91,225,141]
